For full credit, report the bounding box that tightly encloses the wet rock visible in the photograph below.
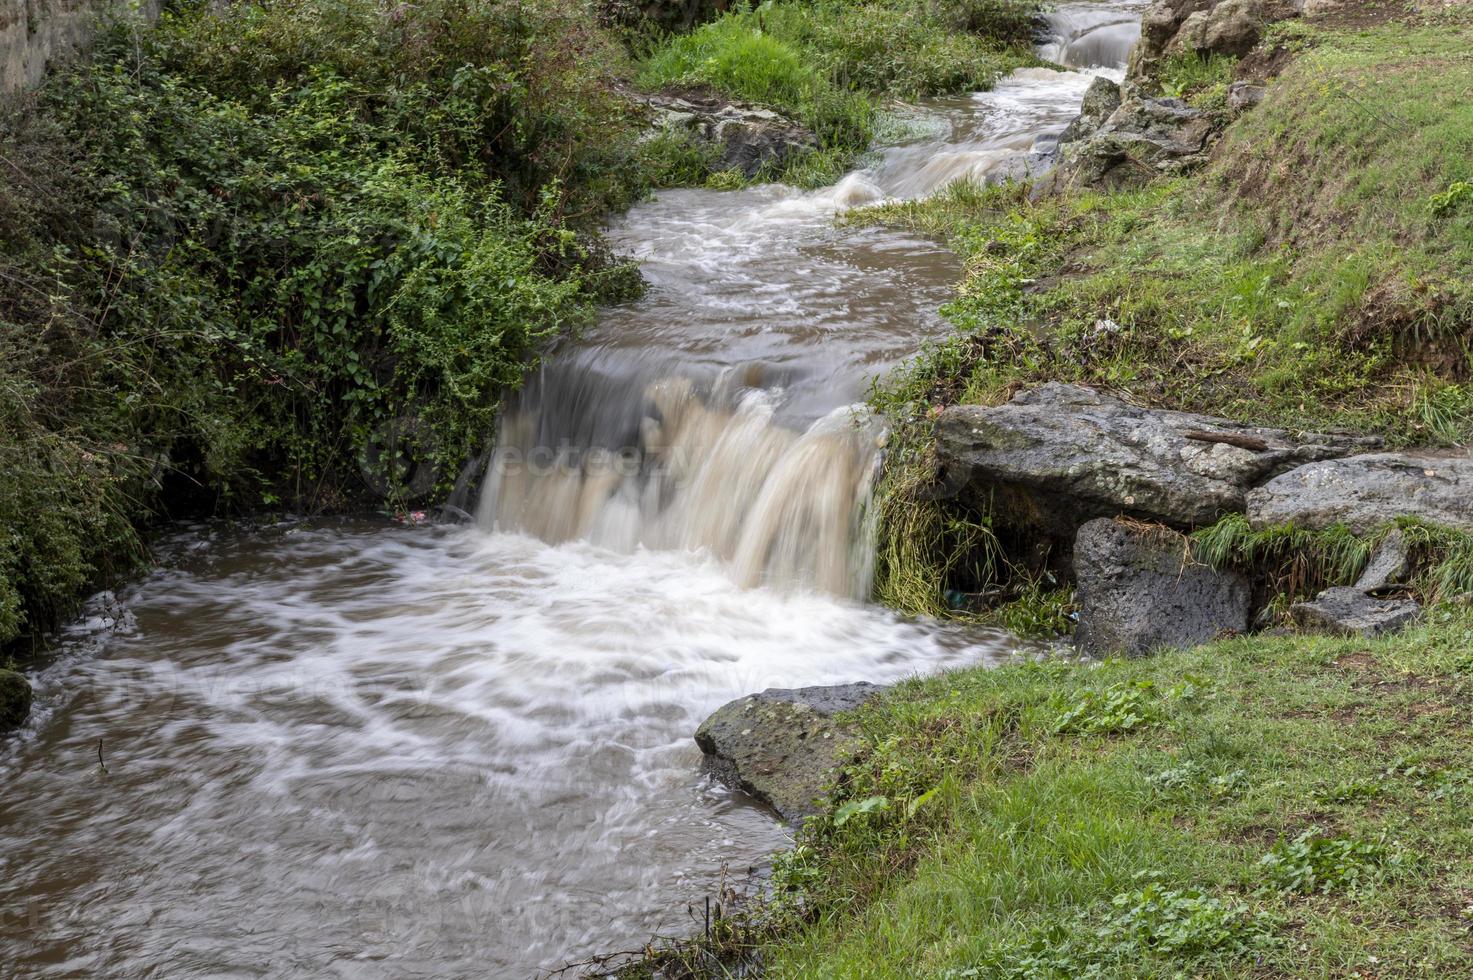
[934,383,1377,537]
[643,92,818,178]
[1227,80,1267,113]
[1059,77,1123,146]
[1074,518,1251,657]
[1291,586,1422,638]
[1247,452,1473,533]
[0,669,32,731]
[695,683,885,823]
[1038,96,1220,192]
[1355,530,1411,591]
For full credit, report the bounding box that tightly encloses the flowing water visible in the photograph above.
[0,6,1142,977]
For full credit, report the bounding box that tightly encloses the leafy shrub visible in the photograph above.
[1097,879,1278,959]
[1258,831,1402,895]
[0,0,654,643]
[1053,681,1162,735]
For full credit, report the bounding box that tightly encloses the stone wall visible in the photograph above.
[2,0,159,94]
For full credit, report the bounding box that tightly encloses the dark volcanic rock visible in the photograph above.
[1074,518,1251,657]
[934,383,1377,538]
[1291,586,1422,638]
[695,683,886,823]
[1247,452,1473,533]
[0,669,32,731]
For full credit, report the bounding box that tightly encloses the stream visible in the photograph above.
[0,5,1143,977]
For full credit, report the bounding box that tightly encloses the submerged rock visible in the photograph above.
[1074,518,1251,657]
[694,683,885,823]
[1291,586,1422,638]
[934,383,1376,538]
[0,669,32,731]
[642,92,819,178]
[1247,452,1473,533]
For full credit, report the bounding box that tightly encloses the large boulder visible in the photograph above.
[695,683,885,823]
[1127,0,1303,84]
[934,384,1377,538]
[1074,518,1251,657]
[642,92,819,178]
[1291,586,1422,638]
[0,669,32,731]
[1040,96,1220,193]
[1247,453,1473,533]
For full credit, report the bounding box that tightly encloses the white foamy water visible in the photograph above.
[1,5,1143,976]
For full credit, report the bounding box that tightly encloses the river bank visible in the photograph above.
[615,2,1473,977]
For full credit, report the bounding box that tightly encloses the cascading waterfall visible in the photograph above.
[476,32,1136,598]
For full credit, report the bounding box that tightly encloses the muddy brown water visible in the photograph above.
[1,6,1143,976]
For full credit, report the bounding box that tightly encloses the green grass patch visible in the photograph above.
[626,610,1473,977]
[636,0,1041,183]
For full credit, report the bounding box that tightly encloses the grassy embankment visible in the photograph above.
[637,0,1042,187]
[614,13,1473,980]
[852,17,1473,621]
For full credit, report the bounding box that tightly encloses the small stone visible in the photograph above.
[1291,586,1422,638]
[1227,81,1267,113]
[1355,530,1411,591]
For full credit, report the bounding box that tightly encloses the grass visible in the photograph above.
[620,606,1473,978]
[847,17,1473,618]
[636,0,1041,186]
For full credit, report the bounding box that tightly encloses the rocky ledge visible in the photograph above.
[936,384,1469,656]
[935,383,1379,540]
[695,683,887,824]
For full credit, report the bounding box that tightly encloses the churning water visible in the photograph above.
[1,5,1142,977]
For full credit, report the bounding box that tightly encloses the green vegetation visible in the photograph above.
[851,21,1473,619]
[0,0,658,645]
[624,606,1473,977]
[637,0,1040,184]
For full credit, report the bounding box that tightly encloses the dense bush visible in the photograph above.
[0,0,652,645]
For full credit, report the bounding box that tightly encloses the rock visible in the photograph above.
[1165,3,1271,59]
[934,383,1378,538]
[1247,452,1473,533]
[1355,530,1411,590]
[1039,96,1220,193]
[3,1,160,93]
[643,92,819,178]
[1059,77,1123,146]
[1074,518,1251,657]
[1291,586,1422,638]
[695,683,885,823]
[1127,0,1303,84]
[0,669,32,731]
[1227,80,1267,113]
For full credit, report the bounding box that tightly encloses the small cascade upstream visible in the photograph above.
[1,6,1145,978]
